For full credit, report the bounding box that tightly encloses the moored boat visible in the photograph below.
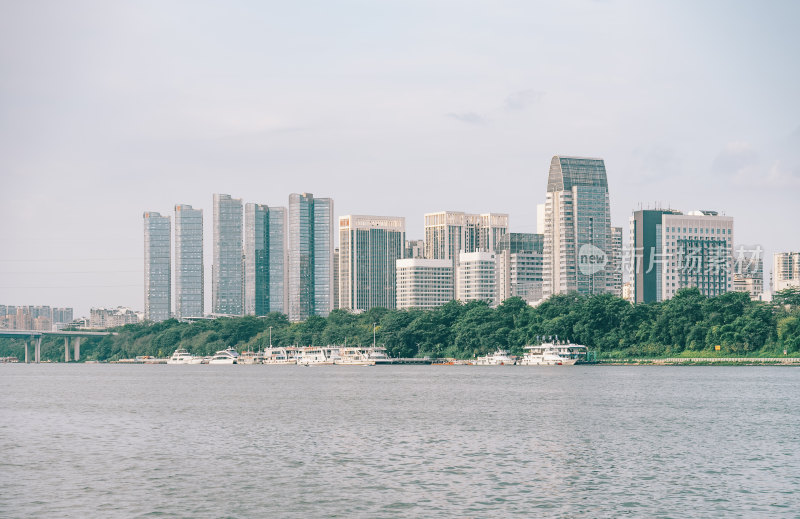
[208,348,239,365]
[518,343,587,365]
[167,348,198,365]
[474,349,515,365]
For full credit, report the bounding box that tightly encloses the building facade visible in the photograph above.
[174,204,204,319]
[396,259,454,309]
[339,215,405,311]
[212,194,244,315]
[424,211,508,262]
[90,307,139,328]
[631,209,734,302]
[144,211,171,322]
[243,203,288,316]
[543,156,612,298]
[733,246,764,300]
[607,226,623,297]
[405,239,425,259]
[773,252,800,292]
[496,233,544,304]
[287,193,334,321]
[456,251,497,305]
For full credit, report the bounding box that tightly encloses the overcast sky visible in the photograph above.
[1,0,798,317]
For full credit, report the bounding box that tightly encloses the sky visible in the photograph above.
[1,0,799,317]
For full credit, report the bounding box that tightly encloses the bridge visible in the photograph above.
[0,330,116,363]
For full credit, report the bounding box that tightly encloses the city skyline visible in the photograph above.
[2,2,799,316]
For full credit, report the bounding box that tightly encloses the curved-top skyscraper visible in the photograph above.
[543,156,612,297]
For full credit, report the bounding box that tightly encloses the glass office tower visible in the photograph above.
[143,211,171,322]
[543,156,612,297]
[288,193,333,321]
[244,203,287,316]
[174,204,204,319]
[339,215,405,311]
[212,194,243,315]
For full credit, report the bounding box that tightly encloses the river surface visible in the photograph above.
[1,365,799,518]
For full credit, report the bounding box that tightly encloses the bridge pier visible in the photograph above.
[25,341,29,363]
[35,336,41,363]
[74,337,80,361]
[65,337,70,362]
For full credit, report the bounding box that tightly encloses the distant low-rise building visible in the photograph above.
[90,307,140,328]
[733,245,764,300]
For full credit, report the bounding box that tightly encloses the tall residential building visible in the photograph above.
[288,193,334,321]
[424,211,508,261]
[244,203,288,316]
[543,156,612,298]
[773,252,800,292]
[733,245,764,300]
[52,307,74,325]
[212,194,244,315]
[497,233,544,304]
[174,204,204,319]
[456,251,497,305]
[244,203,269,316]
[607,226,623,297]
[90,307,139,328]
[144,211,171,322]
[396,259,454,309]
[339,215,405,311]
[631,209,734,302]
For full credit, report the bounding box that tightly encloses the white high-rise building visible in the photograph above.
[144,211,171,322]
[174,204,204,319]
[339,215,405,311]
[456,251,497,305]
[496,233,544,304]
[773,252,800,292]
[607,226,623,297]
[424,211,508,262]
[543,156,612,298]
[396,259,454,309]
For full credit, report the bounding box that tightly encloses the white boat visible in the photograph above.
[335,347,375,366]
[364,346,392,365]
[262,347,296,365]
[474,349,515,365]
[296,347,334,366]
[518,343,587,365]
[167,348,197,365]
[208,347,239,365]
[238,350,262,364]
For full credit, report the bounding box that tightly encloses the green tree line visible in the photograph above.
[2,287,799,362]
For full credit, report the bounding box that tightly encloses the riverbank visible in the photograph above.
[595,357,800,366]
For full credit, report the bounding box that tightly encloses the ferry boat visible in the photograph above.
[262,347,295,365]
[474,349,515,365]
[518,343,588,365]
[296,347,334,366]
[335,347,375,366]
[238,350,263,364]
[208,348,239,365]
[167,348,198,365]
[364,346,392,365]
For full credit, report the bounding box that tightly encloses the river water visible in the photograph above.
[1,365,798,518]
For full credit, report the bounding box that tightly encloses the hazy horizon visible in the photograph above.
[2,1,799,317]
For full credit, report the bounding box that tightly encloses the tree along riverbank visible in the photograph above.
[2,288,799,363]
